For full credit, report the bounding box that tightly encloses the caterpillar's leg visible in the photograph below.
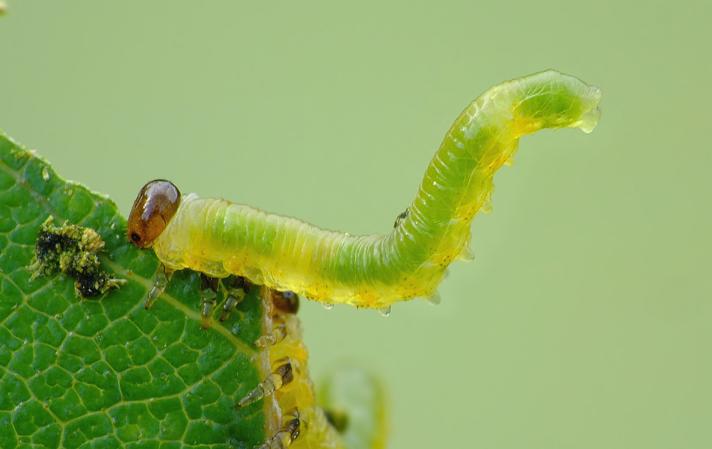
[144,264,173,309]
[258,408,301,449]
[393,208,409,228]
[218,276,249,322]
[255,321,287,348]
[199,274,219,329]
[237,358,294,408]
[255,290,299,347]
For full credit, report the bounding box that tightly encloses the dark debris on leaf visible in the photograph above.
[31,215,125,298]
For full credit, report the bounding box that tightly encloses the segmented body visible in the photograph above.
[152,71,601,308]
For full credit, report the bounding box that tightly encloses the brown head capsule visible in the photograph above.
[127,179,180,248]
[271,290,300,314]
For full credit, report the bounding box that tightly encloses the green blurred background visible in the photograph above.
[1,1,710,448]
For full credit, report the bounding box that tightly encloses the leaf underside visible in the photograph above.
[0,132,267,449]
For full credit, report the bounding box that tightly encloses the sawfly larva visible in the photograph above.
[128,70,601,309]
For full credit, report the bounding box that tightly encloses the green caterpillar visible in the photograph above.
[128,70,601,309]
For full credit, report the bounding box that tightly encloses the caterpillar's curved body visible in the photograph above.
[129,70,601,309]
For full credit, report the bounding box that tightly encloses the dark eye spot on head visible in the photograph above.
[130,232,141,243]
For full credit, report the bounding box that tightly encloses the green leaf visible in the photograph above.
[0,132,266,449]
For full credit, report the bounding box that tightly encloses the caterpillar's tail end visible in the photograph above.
[513,71,602,136]
[576,85,602,134]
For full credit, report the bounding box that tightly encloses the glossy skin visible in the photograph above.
[127,179,181,248]
[129,71,601,309]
